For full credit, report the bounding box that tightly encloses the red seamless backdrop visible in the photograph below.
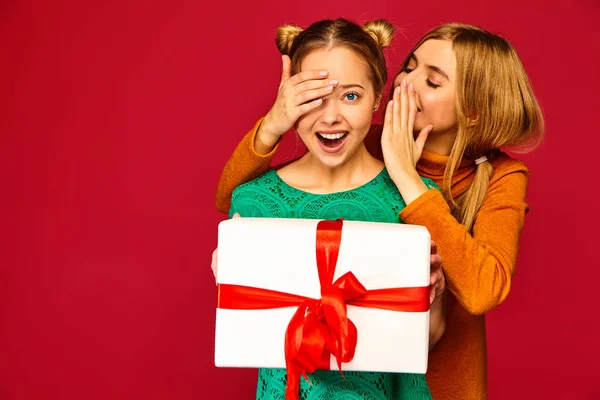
[2,0,599,399]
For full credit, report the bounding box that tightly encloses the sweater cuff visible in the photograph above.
[399,188,450,224]
[248,117,281,159]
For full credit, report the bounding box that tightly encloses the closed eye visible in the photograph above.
[426,79,440,89]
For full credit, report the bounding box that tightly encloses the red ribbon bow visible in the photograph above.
[217,220,429,400]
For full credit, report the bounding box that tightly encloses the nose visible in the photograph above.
[394,70,423,109]
[395,68,417,86]
[319,98,342,125]
[403,69,423,92]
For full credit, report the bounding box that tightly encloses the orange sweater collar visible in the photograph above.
[416,150,477,197]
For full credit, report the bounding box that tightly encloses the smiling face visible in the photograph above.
[295,46,379,169]
[393,39,458,152]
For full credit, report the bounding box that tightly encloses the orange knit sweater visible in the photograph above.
[215,118,530,400]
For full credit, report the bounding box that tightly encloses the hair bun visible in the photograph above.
[276,24,303,55]
[363,19,395,48]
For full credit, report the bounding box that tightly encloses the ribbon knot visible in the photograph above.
[306,300,324,319]
[286,273,365,373]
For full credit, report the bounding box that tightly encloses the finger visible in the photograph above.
[400,80,409,136]
[430,253,442,269]
[279,55,292,88]
[430,273,438,286]
[382,99,394,140]
[430,240,438,255]
[297,98,323,116]
[211,248,218,282]
[408,82,417,136]
[232,213,242,219]
[293,85,334,107]
[287,69,329,86]
[211,249,218,266]
[414,125,433,153]
[392,86,401,135]
[292,79,338,96]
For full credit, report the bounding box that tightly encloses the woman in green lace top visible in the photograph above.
[227,18,446,400]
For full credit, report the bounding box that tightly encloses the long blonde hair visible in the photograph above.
[398,23,545,232]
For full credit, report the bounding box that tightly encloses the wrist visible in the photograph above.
[255,117,281,155]
[390,168,428,205]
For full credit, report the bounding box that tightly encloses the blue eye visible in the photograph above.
[344,92,360,101]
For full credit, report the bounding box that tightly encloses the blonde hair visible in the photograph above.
[397,23,545,232]
[276,18,395,97]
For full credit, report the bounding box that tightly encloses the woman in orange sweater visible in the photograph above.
[214,23,544,400]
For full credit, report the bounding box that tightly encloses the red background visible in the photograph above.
[2,0,599,399]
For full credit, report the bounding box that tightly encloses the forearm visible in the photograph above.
[215,117,279,213]
[400,171,528,314]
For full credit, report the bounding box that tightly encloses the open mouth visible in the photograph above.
[316,131,349,149]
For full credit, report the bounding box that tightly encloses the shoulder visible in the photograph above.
[489,151,529,185]
[230,169,290,218]
[232,169,279,198]
[484,151,530,204]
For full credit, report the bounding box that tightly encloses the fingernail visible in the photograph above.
[409,83,415,92]
[324,86,333,92]
[388,100,394,106]
[402,79,408,87]
[396,86,401,94]
[428,125,434,132]
[320,71,328,77]
[329,80,338,85]
[314,98,323,105]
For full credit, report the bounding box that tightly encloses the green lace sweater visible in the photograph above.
[229,168,437,400]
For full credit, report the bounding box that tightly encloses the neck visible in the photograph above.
[421,127,456,156]
[292,144,382,193]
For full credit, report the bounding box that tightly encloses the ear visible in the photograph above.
[468,113,479,127]
[373,94,383,112]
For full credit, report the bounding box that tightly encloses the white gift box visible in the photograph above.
[214,218,430,374]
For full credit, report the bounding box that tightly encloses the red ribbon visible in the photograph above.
[217,220,429,400]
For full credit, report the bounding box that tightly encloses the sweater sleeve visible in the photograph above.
[215,117,279,214]
[399,164,529,315]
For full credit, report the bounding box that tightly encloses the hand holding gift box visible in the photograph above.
[215,218,430,399]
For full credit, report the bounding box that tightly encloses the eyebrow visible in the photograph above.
[410,54,450,81]
[339,84,365,90]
